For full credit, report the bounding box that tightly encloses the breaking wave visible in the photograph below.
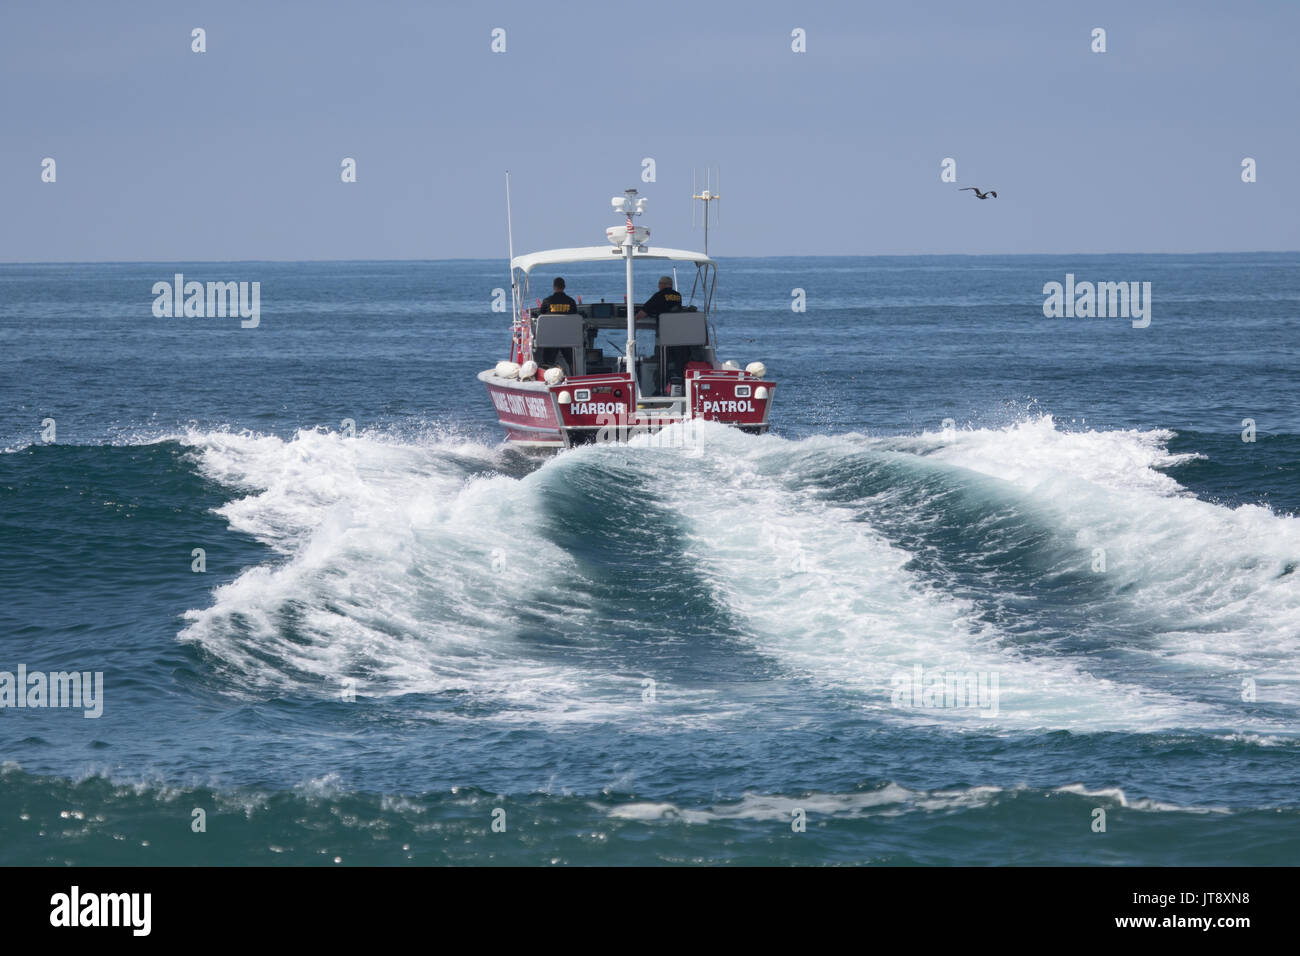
[174,415,1300,736]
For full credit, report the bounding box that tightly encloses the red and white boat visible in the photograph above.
[479,186,775,450]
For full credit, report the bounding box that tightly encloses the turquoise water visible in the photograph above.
[1,254,1298,865]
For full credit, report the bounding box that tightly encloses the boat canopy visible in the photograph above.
[511,245,714,275]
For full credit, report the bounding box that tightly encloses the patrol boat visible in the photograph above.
[479,185,775,449]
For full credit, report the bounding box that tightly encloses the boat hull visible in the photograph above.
[480,371,567,448]
[479,368,773,449]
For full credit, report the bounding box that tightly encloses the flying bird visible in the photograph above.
[959,187,998,200]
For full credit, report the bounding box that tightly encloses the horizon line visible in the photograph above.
[1,249,1297,266]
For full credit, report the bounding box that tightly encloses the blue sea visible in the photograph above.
[1,253,1298,865]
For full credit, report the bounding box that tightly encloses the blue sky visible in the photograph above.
[2,0,1296,260]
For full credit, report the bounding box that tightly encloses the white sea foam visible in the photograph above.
[889,416,1300,702]
[623,420,1233,733]
[602,782,1230,823]
[177,416,1300,735]
[177,428,673,724]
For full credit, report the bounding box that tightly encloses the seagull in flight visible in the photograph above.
[960,187,998,200]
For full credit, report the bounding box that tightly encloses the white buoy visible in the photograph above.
[722,360,740,370]
[518,360,538,380]
[495,361,520,378]
[745,361,767,379]
[543,367,564,385]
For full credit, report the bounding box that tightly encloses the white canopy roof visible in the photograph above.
[511,245,714,275]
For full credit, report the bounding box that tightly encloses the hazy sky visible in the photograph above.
[2,0,1296,260]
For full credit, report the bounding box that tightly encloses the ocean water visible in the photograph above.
[1,253,1298,865]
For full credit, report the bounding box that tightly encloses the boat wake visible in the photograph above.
[175,415,1300,736]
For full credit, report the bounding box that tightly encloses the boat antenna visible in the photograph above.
[505,171,518,326]
[611,188,648,378]
[692,167,721,256]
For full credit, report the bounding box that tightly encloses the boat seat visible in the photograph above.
[534,314,585,347]
[657,313,708,346]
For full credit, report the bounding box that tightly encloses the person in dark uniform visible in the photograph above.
[539,277,579,314]
[635,276,683,319]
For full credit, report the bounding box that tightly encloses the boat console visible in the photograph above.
[528,303,700,319]
[533,309,714,395]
